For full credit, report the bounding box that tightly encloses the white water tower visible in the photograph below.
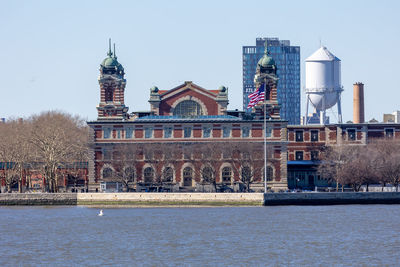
[304,46,343,124]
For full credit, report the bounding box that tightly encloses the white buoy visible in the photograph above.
[98,209,104,216]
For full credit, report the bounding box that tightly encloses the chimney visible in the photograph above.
[353,82,365,123]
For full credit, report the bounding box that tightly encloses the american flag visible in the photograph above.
[247,84,265,108]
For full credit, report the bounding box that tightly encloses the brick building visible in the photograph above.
[87,44,288,192]
[86,43,399,192]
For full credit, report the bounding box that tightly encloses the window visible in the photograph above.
[145,127,153,138]
[310,130,319,142]
[173,100,203,117]
[223,126,231,138]
[103,149,112,160]
[265,127,272,138]
[183,167,193,186]
[266,166,273,181]
[103,167,113,179]
[311,151,319,161]
[385,128,394,138]
[347,129,356,141]
[184,127,192,138]
[103,128,111,139]
[295,131,303,142]
[105,87,113,102]
[203,126,211,138]
[163,167,173,183]
[295,151,304,161]
[242,126,250,137]
[144,167,154,183]
[125,128,133,139]
[164,127,172,138]
[222,167,232,183]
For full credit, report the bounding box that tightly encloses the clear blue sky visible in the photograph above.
[1,0,399,123]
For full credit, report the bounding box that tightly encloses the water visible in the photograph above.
[1,205,400,266]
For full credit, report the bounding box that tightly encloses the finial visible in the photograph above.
[264,41,269,55]
[107,38,112,57]
[113,43,117,59]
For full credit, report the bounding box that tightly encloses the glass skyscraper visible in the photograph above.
[243,38,300,124]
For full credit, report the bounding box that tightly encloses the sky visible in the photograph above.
[1,0,400,123]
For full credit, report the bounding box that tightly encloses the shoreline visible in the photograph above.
[1,192,400,206]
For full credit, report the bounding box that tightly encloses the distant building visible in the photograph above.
[243,37,300,124]
[383,111,400,123]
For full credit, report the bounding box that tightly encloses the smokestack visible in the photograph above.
[353,82,365,123]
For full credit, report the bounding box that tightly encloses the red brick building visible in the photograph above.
[87,44,399,192]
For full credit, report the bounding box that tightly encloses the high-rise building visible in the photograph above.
[243,38,300,124]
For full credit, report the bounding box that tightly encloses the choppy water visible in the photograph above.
[0,205,399,266]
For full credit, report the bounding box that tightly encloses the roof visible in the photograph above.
[287,160,320,166]
[306,46,340,62]
[136,115,240,122]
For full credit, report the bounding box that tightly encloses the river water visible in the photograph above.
[0,205,399,266]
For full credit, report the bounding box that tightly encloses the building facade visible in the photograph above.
[87,46,288,192]
[243,37,301,124]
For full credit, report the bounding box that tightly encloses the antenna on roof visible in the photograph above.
[107,38,112,57]
[113,43,117,59]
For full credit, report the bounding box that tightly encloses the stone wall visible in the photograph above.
[264,192,400,205]
[1,192,400,206]
[0,193,77,205]
[77,192,264,205]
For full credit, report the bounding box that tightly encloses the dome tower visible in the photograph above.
[97,39,128,120]
[252,42,280,120]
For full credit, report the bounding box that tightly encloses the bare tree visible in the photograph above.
[227,142,264,192]
[318,144,353,192]
[0,119,32,193]
[141,143,178,191]
[372,139,400,191]
[112,144,140,192]
[188,142,224,192]
[28,111,88,192]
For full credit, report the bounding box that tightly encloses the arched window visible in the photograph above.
[103,167,113,179]
[241,167,252,182]
[163,167,173,183]
[222,167,232,183]
[124,167,135,182]
[173,100,203,117]
[183,167,193,186]
[202,167,213,183]
[144,167,154,183]
[105,87,114,102]
[266,166,273,181]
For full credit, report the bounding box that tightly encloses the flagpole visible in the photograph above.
[264,79,267,193]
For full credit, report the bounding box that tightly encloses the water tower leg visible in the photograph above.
[320,94,325,125]
[337,92,343,124]
[305,94,310,125]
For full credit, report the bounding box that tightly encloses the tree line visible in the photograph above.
[0,111,89,193]
[102,142,271,192]
[318,139,400,192]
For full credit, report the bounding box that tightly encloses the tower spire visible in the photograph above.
[107,38,112,57]
[113,43,117,59]
[264,41,269,55]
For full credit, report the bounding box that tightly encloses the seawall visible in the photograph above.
[1,192,400,206]
[264,192,400,205]
[0,193,77,205]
